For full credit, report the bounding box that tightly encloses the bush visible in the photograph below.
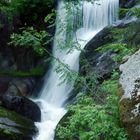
[56,73,128,140]
[9,27,52,56]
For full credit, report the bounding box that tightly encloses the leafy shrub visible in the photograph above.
[56,95,128,140]
[56,73,128,140]
[9,27,52,56]
[10,0,54,13]
[0,0,55,27]
[97,43,134,62]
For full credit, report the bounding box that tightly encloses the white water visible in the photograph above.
[34,0,119,140]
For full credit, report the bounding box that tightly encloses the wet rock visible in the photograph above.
[0,94,41,122]
[8,78,36,97]
[0,77,37,96]
[0,77,11,94]
[124,0,136,8]
[0,106,37,140]
[116,12,138,28]
[84,27,113,54]
[80,49,118,80]
[120,0,136,8]
[92,50,118,79]
[119,49,140,140]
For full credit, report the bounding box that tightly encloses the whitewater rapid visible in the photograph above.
[34,0,119,140]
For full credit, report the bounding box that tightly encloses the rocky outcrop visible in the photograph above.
[120,0,136,8]
[119,49,140,140]
[80,27,118,80]
[7,78,36,96]
[80,50,118,79]
[0,77,37,96]
[84,27,113,54]
[0,106,37,140]
[0,93,41,122]
[0,77,41,122]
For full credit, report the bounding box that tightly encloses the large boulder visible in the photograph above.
[7,77,37,97]
[84,27,113,55]
[79,27,117,78]
[80,50,118,79]
[0,106,37,140]
[0,77,37,96]
[119,49,140,140]
[0,94,41,122]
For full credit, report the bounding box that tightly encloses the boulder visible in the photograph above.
[0,106,37,140]
[0,77,11,94]
[120,0,136,8]
[119,49,140,140]
[8,78,36,97]
[0,94,41,122]
[80,49,118,80]
[92,50,119,79]
[84,27,113,55]
[124,0,136,8]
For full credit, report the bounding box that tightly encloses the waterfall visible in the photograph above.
[33,0,119,140]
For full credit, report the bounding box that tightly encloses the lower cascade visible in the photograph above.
[33,0,119,140]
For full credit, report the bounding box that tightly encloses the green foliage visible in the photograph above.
[131,8,140,18]
[119,8,129,19]
[0,0,55,28]
[9,27,52,56]
[56,75,128,140]
[10,0,54,14]
[119,5,140,19]
[97,43,134,62]
[44,10,56,24]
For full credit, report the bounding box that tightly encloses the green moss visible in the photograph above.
[0,67,45,77]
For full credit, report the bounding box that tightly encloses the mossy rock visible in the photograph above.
[0,106,37,140]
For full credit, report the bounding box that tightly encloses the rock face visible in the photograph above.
[119,49,140,140]
[0,77,41,122]
[0,106,37,140]
[7,78,36,96]
[84,27,113,54]
[120,0,136,8]
[80,27,118,80]
[80,50,118,79]
[0,94,41,122]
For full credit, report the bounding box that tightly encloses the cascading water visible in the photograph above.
[33,0,119,140]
